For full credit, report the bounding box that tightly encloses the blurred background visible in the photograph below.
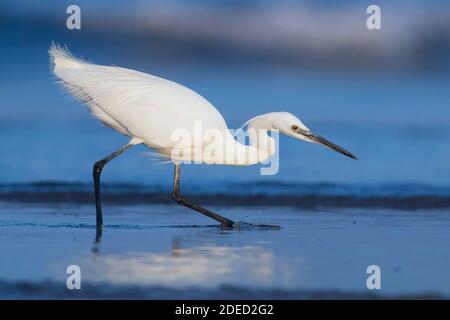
[1,0,450,193]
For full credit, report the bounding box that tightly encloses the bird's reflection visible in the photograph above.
[91,228,103,254]
[86,237,275,288]
[171,238,181,257]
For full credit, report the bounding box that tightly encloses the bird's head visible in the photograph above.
[248,112,357,160]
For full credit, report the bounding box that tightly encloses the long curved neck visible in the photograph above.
[247,124,276,164]
[196,115,277,166]
[228,118,277,166]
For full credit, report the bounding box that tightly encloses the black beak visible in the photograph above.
[302,132,357,160]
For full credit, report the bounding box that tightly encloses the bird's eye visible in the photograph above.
[291,125,299,131]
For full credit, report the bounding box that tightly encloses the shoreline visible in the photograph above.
[1,192,450,210]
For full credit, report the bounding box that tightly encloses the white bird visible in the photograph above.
[49,43,356,231]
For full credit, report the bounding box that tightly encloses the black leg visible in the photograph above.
[172,164,235,228]
[93,142,135,231]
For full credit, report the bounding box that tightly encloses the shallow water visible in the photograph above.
[1,201,449,299]
[1,1,450,299]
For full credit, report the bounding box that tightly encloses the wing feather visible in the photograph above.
[49,43,230,157]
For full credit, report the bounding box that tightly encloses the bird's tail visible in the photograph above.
[48,42,95,104]
[49,42,88,74]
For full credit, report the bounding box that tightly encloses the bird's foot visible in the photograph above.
[231,221,281,230]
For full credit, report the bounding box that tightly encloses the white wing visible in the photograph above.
[49,44,230,156]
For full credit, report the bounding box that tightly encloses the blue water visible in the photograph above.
[1,203,450,299]
[1,1,450,300]
[1,36,450,189]
[1,2,450,190]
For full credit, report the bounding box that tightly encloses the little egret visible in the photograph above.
[49,44,356,231]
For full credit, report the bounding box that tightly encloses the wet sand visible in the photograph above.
[1,200,449,299]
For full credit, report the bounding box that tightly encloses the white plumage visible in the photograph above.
[49,43,356,230]
[50,44,242,162]
[49,44,355,165]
